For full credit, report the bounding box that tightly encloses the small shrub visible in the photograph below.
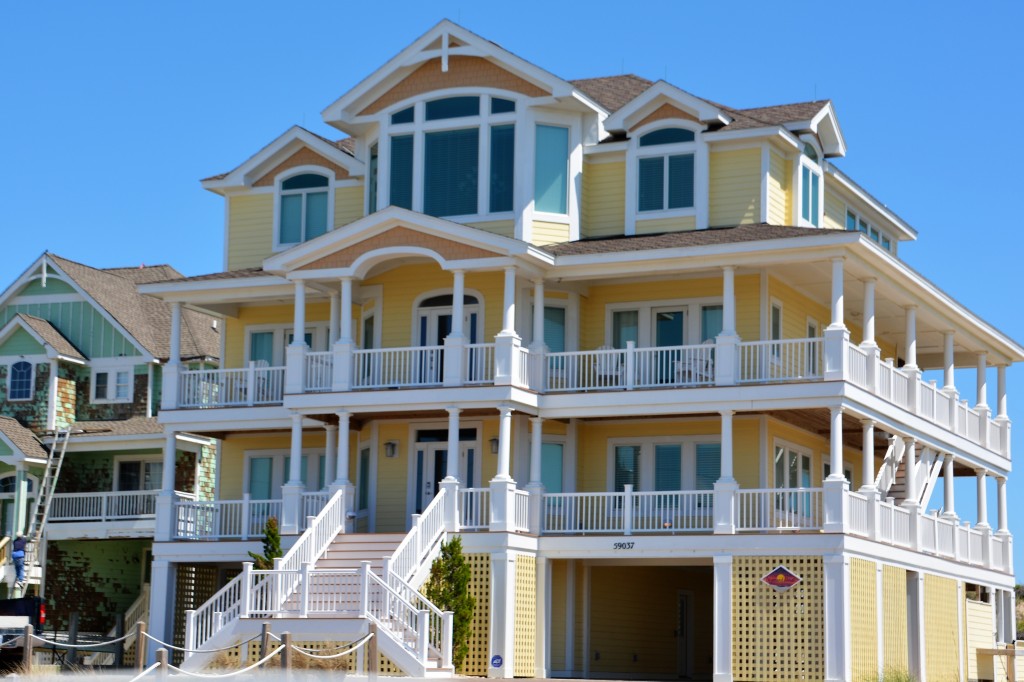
[248,517,282,570]
[422,536,475,672]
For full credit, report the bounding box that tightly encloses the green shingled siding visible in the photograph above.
[0,302,139,358]
[0,328,45,356]
[0,443,11,458]
[19,279,76,296]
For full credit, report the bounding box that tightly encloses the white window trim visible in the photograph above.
[377,90,519,222]
[530,109,582,241]
[409,288,485,346]
[243,448,327,498]
[272,166,337,252]
[112,454,163,491]
[795,137,824,228]
[244,323,330,366]
[845,205,894,253]
[403,419,483,522]
[769,298,784,360]
[821,459,853,487]
[6,358,41,402]
[90,358,137,404]
[625,120,707,233]
[772,438,813,488]
[605,296,723,348]
[606,435,721,492]
[0,473,38,496]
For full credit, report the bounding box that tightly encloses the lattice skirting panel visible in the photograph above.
[732,555,824,681]
[850,558,878,681]
[513,553,537,677]
[924,574,961,682]
[463,552,492,676]
[882,564,909,673]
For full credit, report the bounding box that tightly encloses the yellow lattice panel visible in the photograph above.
[732,556,824,681]
[464,552,492,676]
[850,559,878,681]
[514,554,537,677]
[882,564,908,674]
[923,575,960,682]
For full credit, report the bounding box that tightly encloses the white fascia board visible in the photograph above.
[139,276,291,301]
[604,81,731,133]
[58,435,164,452]
[200,126,364,193]
[284,385,538,414]
[321,20,572,126]
[783,102,847,158]
[704,126,801,149]
[157,406,296,432]
[0,254,50,311]
[824,164,918,240]
[583,142,628,156]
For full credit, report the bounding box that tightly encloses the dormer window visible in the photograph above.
[798,141,822,228]
[9,361,32,401]
[637,128,696,212]
[379,94,517,219]
[278,172,331,247]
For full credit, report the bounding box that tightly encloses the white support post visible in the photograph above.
[332,278,355,392]
[285,282,308,394]
[975,469,989,529]
[861,279,880,391]
[445,407,461,482]
[828,257,845,330]
[46,358,58,431]
[996,476,1008,535]
[330,412,354,527]
[328,292,339,346]
[712,555,733,682]
[155,431,178,542]
[714,411,737,534]
[525,416,545,535]
[444,270,467,386]
[904,306,917,370]
[281,414,304,535]
[907,572,926,682]
[146,560,173,665]
[715,266,740,386]
[323,424,337,491]
[162,302,182,410]
[494,268,521,386]
[823,407,847,533]
[501,266,517,336]
[943,332,956,392]
[903,437,921,551]
[860,420,875,493]
[489,406,516,533]
[488,551,516,678]
[495,405,513,482]
[976,352,988,407]
[997,365,1008,418]
[531,280,546,351]
[941,455,957,520]
[823,554,851,682]
[823,259,849,381]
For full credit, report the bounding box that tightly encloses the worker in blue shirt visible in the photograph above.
[11,534,26,589]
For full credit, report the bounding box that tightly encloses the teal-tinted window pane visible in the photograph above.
[638,157,664,212]
[701,305,723,341]
[655,311,684,347]
[803,143,818,162]
[614,445,640,492]
[424,128,478,217]
[300,455,309,488]
[859,219,869,234]
[639,128,695,146]
[363,316,375,349]
[425,96,479,120]
[535,125,568,214]
[282,174,328,190]
[491,97,516,114]
[654,444,681,491]
[390,106,414,124]
[846,211,857,231]
[612,310,638,348]
[305,191,328,240]
[695,443,721,490]
[667,154,694,209]
[810,173,820,226]
[771,305,782,341]
[389,135,414,209]
[318,456,326,491]
[249,457,273,499]
[801,166,811,221]
[489,124,514,213]
[368,144,378,213]
[358,448,370,510]
[279,194,303,244]
[541,443,563,493]
[543,306,566,352]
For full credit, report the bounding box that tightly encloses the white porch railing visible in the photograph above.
[465,343,495,385]
[388,488,447,584]
[847,343,869,388]
[848,491,869,535]
[545,348,625,392]
[304,351,333,392]
[515,345,532,388]
[734,488,823,530]
[173,497,282,540]
[178,365,285,408]
[459,488,490,530]
[513,489,531,533]
[352,346,443,389]
[540,489,715,535]
[301,491,329,527]
[737,339,823,383]
[545,343,716,393]
[50,490,159,521]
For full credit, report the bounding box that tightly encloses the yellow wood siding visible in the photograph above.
[767,151,791,225]
[464,220,514,238]
[549,560,567,671]
[850,559,878,681]
[635,215,696,234]
[709,149,760,227]
[532,220,570,246]
[374,421,410,532]
[227,194,274,271]
[924,574,961,682]
[965,598,995,682]
[823,186,846,231]
[224,303,332,368]
[334,186,364,228]
[882,564,909,674]
[581,161,625,238]
[217,431,353,500]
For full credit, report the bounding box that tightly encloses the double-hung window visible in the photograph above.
[384,95,516,218]
[636,128,696,214]
[278,173,330,246]
[845,208,893,252]
[8,361,32,401]
[92,365,132,402]
[799,143,822,227]
[609,438,722,493]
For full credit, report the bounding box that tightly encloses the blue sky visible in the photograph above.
[2,2,1022,578]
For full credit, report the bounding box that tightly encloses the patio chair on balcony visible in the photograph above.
[250,359,271,403]
[594,345,621,388]
[675,340,715,384]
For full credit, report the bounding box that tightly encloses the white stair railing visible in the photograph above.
[387,488,447,585]
[874,439,903,495]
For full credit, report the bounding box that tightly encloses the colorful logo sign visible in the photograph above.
[491,654,503,668]
[761,565,802,593]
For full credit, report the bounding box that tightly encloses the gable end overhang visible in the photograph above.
[603,81,732,133]
[783,101,846,158]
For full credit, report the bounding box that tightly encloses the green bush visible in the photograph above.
[248,517,282,570]
[422,537,475,672]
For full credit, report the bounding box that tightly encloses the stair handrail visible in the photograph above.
[874,438,903,493]
[276,489,346,574]
[361,565,432,667]
[919,452,945,509]
[386,570,453,668]
[388,488,447,585]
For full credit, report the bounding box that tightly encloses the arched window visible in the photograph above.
[9,361,32,401]
[799,139,823,228]
[636,127,697,213]
[279,173,330,246]
[0,476,33,494]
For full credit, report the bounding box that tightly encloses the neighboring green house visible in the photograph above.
[0,253,219,631]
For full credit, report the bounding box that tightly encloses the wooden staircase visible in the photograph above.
[314,532,405,574]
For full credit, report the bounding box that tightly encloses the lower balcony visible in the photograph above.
[46,490,162,540]
[172,491,329,540]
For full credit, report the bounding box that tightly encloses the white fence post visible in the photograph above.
[241,494,251,541]
[623,484,634,536]
[300,562,311,618]
[625,341,636,390]
[241,562,253,619]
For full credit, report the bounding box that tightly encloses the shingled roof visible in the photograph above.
[46,254,219,362]
[0,416,48,460]
[14,314,86,361]
[542,224,840,256]
[71,417,165,438]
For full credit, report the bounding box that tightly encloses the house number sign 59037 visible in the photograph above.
[612,542,635,550]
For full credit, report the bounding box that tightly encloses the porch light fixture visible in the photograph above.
[489,437,499,454]
[385,441,398,457]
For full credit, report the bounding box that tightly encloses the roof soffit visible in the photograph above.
[784,101,846,158]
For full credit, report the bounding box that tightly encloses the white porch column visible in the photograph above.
[823,554,851,682]
[339,278,353,343]
[288,414,304,485]
[712,555,733,682]
[943,332,956,391]
[976,352,988,407]
[146,560,174,664]
[722,266,737,336]
[714,411,738,534]
[531,280,546,350]
[941,455,956,519]
[440,407,462,533]
[997,365,1008,418]
[12,466,28,535]
[445,407,461,481]
[904,306,918,370]
[501,266,517,335]
[823,407,847,533]
[996,476,1008,534]
[451,271,465,339]
[155,431,178,542]
[860,420,875,492]
[902,437,918,504]
[715,266,740,386]
[861,278,876,346]
[489,406,517,533]
[281,414,304,534]
[828,257,845,329]
[333,412,351,487]
[444,272,467,386]
[162,302,182,410]
[328,292,339,345]
[323,423,338,489]
[975,470,989,529]
[285,282,308,394]
[526,416,545,535]
[494,267,522,386]
[495,405,513,482]
[332,278,355,391]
